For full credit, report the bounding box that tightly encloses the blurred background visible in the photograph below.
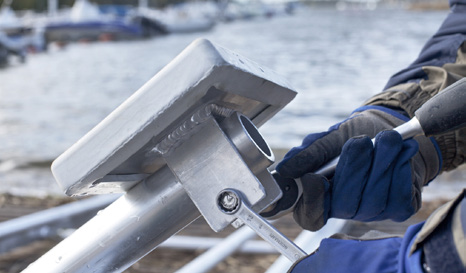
[0,0,465,272]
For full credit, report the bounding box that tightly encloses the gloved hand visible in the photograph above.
[276,106,441,231]
[289,233,406,273]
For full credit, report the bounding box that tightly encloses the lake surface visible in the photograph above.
[1,6,463,197]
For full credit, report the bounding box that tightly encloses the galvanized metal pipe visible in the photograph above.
[22,165,200,273]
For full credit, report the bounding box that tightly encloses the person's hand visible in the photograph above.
[289,233,405,273]
[276,106,440,231]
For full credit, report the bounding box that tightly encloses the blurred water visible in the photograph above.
[0,6,459,196]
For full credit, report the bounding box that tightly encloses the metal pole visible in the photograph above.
[22,166,200,273]
[265,219,347,273]
[48,0,58,17]
[174,226,258,273]
[160,235,277,254]
[0,195,117,254]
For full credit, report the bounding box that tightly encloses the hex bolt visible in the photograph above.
[217,190,240,214]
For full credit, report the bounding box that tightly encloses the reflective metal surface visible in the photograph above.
[51,38,296,196]
[313,117,424,178]
[33,38,299,272]
[221,112,274,174]
[23,166,200,273]
[393,117,423,140]
[0,195,117,254]
[164,112,281,232]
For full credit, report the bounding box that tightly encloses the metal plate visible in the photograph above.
[51,38,297,196]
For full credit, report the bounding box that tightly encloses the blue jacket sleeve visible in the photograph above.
[384,0,466,89]
[365,0,466,172]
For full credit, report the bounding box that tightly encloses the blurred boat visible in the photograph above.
[0,2,46,66]
[43,0,165,44]
[0,2,24,35]
[220,0,294,22]
[0,30,26,66]
[137,2,218,34]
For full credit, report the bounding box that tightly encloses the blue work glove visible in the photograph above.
[276,106,441,231]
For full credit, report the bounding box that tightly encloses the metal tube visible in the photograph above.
[0,195,117,254]
[315,117,424,178]
[265,219,347,273]
[393,117,423,140]
[22,166,200,273]
[174,226,258,273]
[160,235,277,253]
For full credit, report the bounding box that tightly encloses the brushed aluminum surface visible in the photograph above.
[51,38,296,196]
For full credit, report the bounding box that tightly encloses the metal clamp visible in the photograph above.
[164,110,282,232]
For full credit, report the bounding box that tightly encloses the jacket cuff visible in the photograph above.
[363,43,466,172]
